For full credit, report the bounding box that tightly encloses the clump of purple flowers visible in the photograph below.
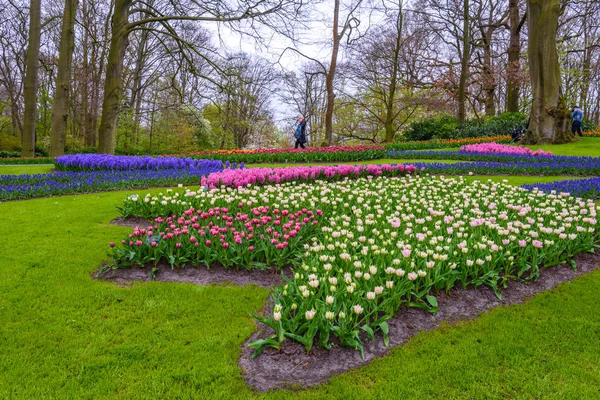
[523,177,600,199]
[54,154,226,172]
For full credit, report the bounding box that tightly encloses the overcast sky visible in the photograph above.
[205,1,390,128]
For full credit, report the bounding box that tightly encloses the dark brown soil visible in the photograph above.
[239,252,600,392]
[96,262,292,288]
[110,216,154,228]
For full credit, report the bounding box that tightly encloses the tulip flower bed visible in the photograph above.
[460,142,553,156]
[0,166,223,201]
[186,145,386,163]
[200,164,417,189]
[583,131,600,137]
[109,206,321,273]
[54,154,226,172]
[111,176,599,357]
[523,176,600,200]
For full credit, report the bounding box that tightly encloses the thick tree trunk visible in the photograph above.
[507,0,522,113]
[97,0,131,154]
[522,0,574,145]
[457,0,469,123]
[384,6,403,143]
[324,0,340,147]
[50,0,79,157]
[482,29,495,117]
[22,0,41,157]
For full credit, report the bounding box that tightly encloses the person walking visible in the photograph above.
[294,115,307,149]
[571,106,584,137]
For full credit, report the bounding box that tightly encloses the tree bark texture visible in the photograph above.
[22,0,42,157]
[384,6,403,143]
[50,0,79,157]
[97,0,131,154]
[457,0,469,123]
[522,0,574,145]
[507,0,522,113]
[324,0,340,147]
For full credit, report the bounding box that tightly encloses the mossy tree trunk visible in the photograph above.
[22,0,41,157]
[97,0,131,154]
[522,0,575,145]
[50,0,78,157]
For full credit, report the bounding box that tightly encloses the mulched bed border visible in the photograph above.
[107,217,600,392]
[239,252,600,392]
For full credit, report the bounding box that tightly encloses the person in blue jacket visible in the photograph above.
[571,106,583,137]
[294,115,307,149]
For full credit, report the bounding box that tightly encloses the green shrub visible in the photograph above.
[404,115,459,141]
[403,112,528,141]
[582,119,597,132]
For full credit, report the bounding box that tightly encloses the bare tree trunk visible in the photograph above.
[50,0,79,157]
[384,4,403,143]
[457,0,469,123]
[507,0,523,113]
[22,0,41,157]
[97,0,131,154]
[522,0,574,144]
[130,27,150,148]
[324,0,341,147]
[482,29,495,116]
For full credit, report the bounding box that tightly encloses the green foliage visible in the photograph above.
[582,118,597,132]
[404,113,528,141]
[404,115,459,141]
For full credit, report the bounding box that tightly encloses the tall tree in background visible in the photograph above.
[506,0,526,113]
[522,0,573,144]
[22,0,41,157]
[457,0,469,123]
[50,0,78,156]
[97,0,302,154]
[324,0,365,146]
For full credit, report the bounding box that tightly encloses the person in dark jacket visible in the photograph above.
[571,106,584,137]
[294,116,307,149]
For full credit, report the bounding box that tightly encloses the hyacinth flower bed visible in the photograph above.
[460,142,553,156]
[54,154,226,172]
[0,166,223,201]
[387,150,600,164]
[185,145,386,163]
[110,176,599,357]
[200,164,417,189]
[407,160,600,176]
[523,176,600,200]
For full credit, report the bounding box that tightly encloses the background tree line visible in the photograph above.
[0,0,598,155]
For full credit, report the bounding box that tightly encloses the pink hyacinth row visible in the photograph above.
[200,164,418,189]
[460,142,553,156]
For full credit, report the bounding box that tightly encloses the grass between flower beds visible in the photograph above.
[432,137,600,157]
[1,188,600,398]
[0,164,54,175]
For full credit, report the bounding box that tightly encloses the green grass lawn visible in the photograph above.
[0,189,599,399]
[0,164,54,175]
[1,140,599,398]
[525,137,600,157]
